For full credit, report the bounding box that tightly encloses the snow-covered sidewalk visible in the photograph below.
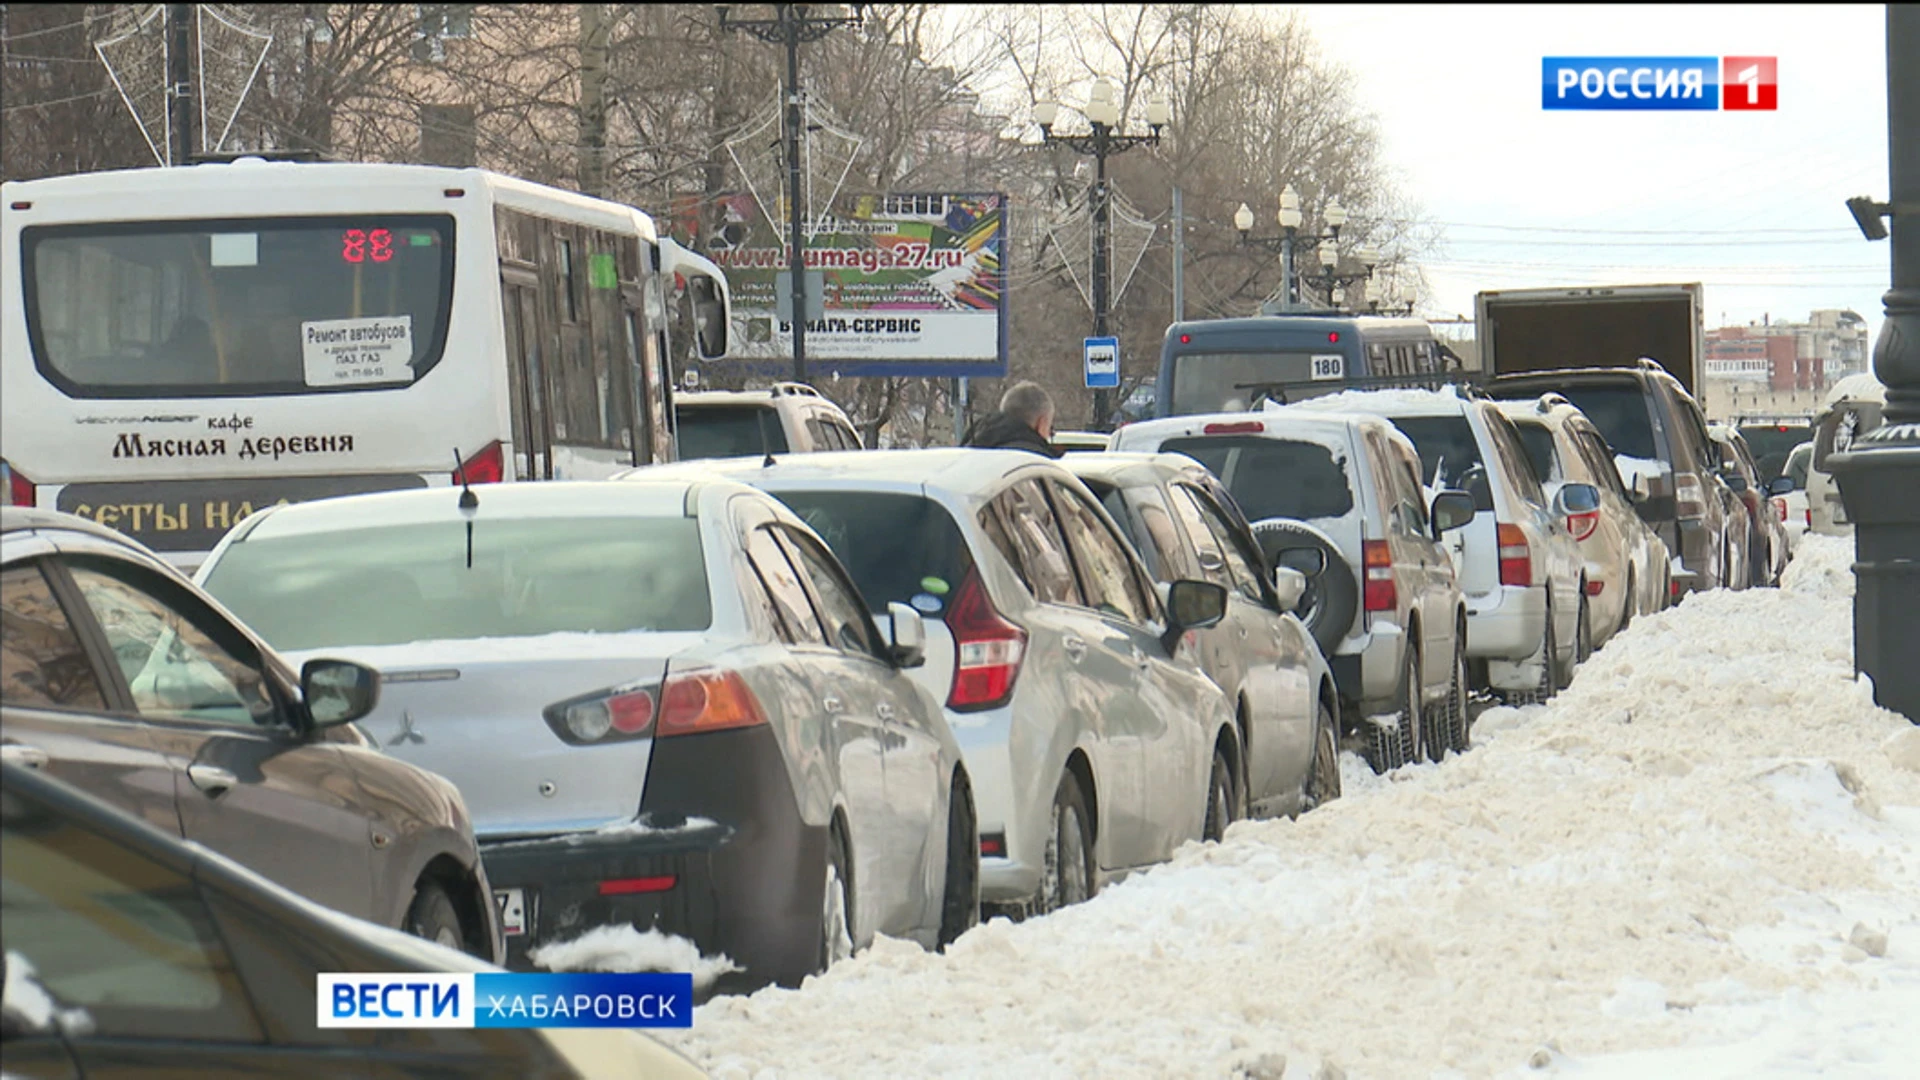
[662,534,1920,1079]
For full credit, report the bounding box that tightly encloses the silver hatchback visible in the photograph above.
[624,450,1239,917]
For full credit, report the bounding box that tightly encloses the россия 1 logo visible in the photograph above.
[1542,57,1777,110]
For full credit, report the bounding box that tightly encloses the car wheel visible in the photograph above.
[1618,568,1636,636]
[1202,744,1235,842]
[1365,646,1419,774]
[1445,635,1471,755]
[936,772,980,950]
[1035,774,1095,914]
[1573,592,1594,667]
[818,830,854,972]
[1301,699,1342,813]
[1504,602,1556,707]
[404,882,466,953]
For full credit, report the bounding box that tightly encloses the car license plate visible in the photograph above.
[494,888,527,937]
[1310,353,1345,380]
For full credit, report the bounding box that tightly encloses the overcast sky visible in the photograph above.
[1289,4,1891,338]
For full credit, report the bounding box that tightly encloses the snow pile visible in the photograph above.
[653,534,1918,1079]
[529,926,740,994]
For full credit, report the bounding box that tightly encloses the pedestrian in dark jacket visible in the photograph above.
[963,381,1064,458]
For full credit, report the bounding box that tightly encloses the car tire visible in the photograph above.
[818,828,854,973]
[1203,744,1235,842]
[1504,602,1556,707]
[1364,646,1419,774]
[1251,519,1356,656]
[936,772,980,950]
[1035,774,1095,915]
[404,882,466,953]
[1573,592,1594,667]
[1445,634,1471,755]
[1301,699,1342,813]
[1618,568,1636,637]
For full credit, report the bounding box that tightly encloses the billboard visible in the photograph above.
[696,192,1009,377]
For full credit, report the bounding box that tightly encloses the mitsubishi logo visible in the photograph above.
[393,711,426,745]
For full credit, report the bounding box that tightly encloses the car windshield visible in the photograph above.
[200,516,711,651]
[1385,415,1483,491]
[1157,435,1354,522]
[765,490,974,619]
[1545,384,1658,460]
[1511,420,1559,483]
[24,216,454,398]
[675,405,791,460]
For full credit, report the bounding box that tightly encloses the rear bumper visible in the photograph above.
[479,726,827,995]
[1464,585,1544,661]
[946,706,1039,905]
[1331,620,1408,714]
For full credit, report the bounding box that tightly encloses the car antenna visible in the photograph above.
[452,449,478,568]
[763,451,777,468]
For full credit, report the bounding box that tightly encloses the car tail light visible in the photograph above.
[1674,474,1706,521]
[1585,579,1605,596]
[1498,523,1532,587]
[543,687,657,744]
[599,875,676,896]
[656,669,768,737]
[1773,496,1789,523]
[1671,579,1683,600]
[1804,507,1812,528]
[947,568,1027,712]
[1203,421,1264,435]
[2,462,31,508]
[1566,508,1600,542]
[454,440,506,486]
[1362,540,1396,612]
[979,833,1006,857]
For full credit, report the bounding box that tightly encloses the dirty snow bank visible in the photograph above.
[529,926,741,994]
[662,534,1919,1078]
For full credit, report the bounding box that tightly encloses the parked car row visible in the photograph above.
[0,358,1774,1029]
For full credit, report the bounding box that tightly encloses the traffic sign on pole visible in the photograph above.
[1084,336,1120,389]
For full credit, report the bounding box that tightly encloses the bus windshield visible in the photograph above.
[24,215,454,398]
[1170,351,1332,414]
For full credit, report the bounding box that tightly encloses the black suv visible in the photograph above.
[1485,359,1739,595]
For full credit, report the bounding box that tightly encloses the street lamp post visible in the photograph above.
[1829,3,1920,724]
[1032,80,1169,430]
[1234,185,1359,312]
[717,3,865,384]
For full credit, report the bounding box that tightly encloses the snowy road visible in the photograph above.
[661,535,1920,1079]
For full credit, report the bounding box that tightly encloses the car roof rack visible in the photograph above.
[768,382,823,399]
[187,149,328,165]
[1535,391,1573,414]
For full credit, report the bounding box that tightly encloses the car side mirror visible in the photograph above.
[1555,482,1601,515]
[301,659,379,728]
[886,602,927,669]
[1161,579,1228,653]
[1765,475,1795,497]
[1273,546,1327,578]
[1627,472,1652,504]
[1270,566,1308,613]
[1429,491,1476,537]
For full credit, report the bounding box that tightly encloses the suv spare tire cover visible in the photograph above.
[1251,517,1358,656]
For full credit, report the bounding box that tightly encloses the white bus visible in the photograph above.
[1,158,731,568]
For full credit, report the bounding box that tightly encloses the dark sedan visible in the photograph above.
[0,760,705,1078]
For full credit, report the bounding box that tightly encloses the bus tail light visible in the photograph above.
[1498,523,1532,587]
[1362,540,1396,612]
[454,441,506,486]
[2,463,32,508]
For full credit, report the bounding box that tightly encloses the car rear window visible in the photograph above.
[1738,425,1812,483]
[765,490,974,619]
[1543,385,1658,460]
[1511,420,1559,483]
[200,517,712,650]
[675,405,790,460]
[1158,436,1354,522]
[1385,415,1483,490]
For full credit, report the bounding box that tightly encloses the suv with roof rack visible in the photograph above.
[1286,385,1591,707]
[1113,410,1473,772]
[1484,360,1741,597]
[674,382,864,461]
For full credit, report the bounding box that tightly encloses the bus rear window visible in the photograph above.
[23,215,454,399]
[1169,351,1331,414]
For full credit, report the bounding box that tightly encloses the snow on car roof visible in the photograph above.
[1282,385,1472,417]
